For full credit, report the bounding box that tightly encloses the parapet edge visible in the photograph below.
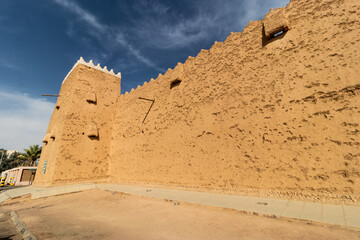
[62,57,121,84]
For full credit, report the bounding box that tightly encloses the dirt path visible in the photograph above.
[1,189,359,240]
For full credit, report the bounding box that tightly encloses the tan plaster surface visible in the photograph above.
[35,0,360,204]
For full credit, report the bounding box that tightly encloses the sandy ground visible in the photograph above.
[0,189,359,240]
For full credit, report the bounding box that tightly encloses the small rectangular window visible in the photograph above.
[42,161,47,174]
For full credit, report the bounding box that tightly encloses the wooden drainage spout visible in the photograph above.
[41,94,61,97]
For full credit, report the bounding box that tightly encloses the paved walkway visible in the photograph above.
[1,184,359,230]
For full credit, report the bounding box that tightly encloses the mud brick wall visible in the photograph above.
[35,0,360,204]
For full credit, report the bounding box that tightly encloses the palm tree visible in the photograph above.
[18,145,42,166]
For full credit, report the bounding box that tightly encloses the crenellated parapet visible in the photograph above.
[62,57,121,84]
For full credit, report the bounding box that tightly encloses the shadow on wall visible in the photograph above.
[81,132,100,141]
[89,135,100,141]
[262,25,288,47]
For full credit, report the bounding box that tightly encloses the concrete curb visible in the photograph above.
[0,185,96,204]
[31,184,96,199]
[95,184,360,230]
[2,184,360,230]
[0,192,10,204]
[10,211,37,240]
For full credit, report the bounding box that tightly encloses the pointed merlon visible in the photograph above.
[95,63,102,71]
[62,57,121,84]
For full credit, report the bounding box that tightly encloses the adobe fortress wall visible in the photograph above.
[109,0,360,203]
[35,0,360,204]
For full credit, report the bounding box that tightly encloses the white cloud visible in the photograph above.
[240,0,288,25]
[0,90,55,151]
[114,34,165,71]
[132,0,170,15]
[53,0,288,71]
[53,0,162,71]
[131,0,289,50]
[133,12,216,49]
[53,0,105,32]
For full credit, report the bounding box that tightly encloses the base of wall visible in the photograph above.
[34,178,360,206]
[2,183,360,230]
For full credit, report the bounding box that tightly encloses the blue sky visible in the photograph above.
[0,0,288,150]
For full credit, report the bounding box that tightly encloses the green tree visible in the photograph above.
[0,151,20,173]
[18,145,42,167]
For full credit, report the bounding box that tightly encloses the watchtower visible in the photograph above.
[34,57,121,186]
